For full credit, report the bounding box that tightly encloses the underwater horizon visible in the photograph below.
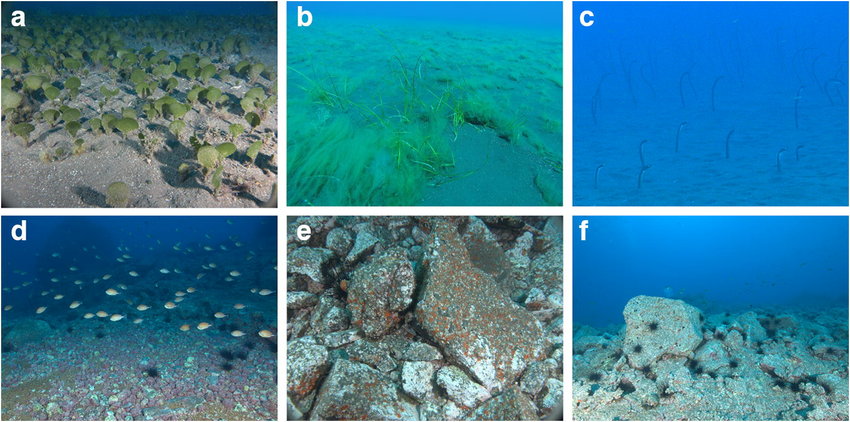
[1,216,278,420]
[574,216,849,329]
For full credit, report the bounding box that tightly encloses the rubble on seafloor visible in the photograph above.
[287,216,564,420]
[574,295,849,420]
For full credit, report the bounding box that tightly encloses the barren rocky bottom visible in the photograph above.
[574,296,848,420]
[287,216,564,420]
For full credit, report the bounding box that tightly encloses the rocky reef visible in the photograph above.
[287,216,563,420]
[574,296,849,420]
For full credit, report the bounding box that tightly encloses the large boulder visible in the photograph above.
[622,295,703,368]
[415,219,545,391]
[347,247,415,339]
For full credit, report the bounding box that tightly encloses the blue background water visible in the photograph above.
[573,1,848,206]
[1,216,276,312]
[573,216,849,329]
[2,1,275,18]
[288,1,561,33]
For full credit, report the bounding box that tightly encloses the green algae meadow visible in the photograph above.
[1,2,277,207]
[287,2,563,206]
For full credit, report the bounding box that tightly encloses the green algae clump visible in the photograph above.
[245,112,260,131]
[66,121,82,137]
[169,119,186,139]
[246,141,263,164]
[11,122,35,146]
[65,77,81,97]
[2,54,23,73]
[114,117,139,138]
[106,182,130,207]
[215,142,236,158]
[197,145,220,172]
[228,123,244,140]
[43,109,60,127]
[44,86,60,101]
[2,87,23,113]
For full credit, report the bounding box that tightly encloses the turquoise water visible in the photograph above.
[288,2,563,206]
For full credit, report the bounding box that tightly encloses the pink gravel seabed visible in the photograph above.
[1,320,277,420]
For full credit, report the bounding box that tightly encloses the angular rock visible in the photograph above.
[407,396,466,421]
[416,220,546,391]
[379,332,417,360]
[287,291,318,310]
[471,385,537,420]
[519,360,551,395]
[346,225,380,264]
[654,357,693,392]
[346,339,397,372]
[436,365,491,408]
[317,328,361,348]
[530,243,563,290]
[287,311,311,338]
[573,324,600,338]
[442,400,467,420]
[308,295,349,335]
[622,295,703,368]
[401,361,435,401]
[758,353,807,382]
[325,227,353,257]
[734,311,768,343]
[347,247,415,339]
[418,397,447,420]
[287,339,329,400]
[722,329,745,351]
[693,340,729,372]
[311,359,418,420]
[402,342,443,361]
[287,247,334,292]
